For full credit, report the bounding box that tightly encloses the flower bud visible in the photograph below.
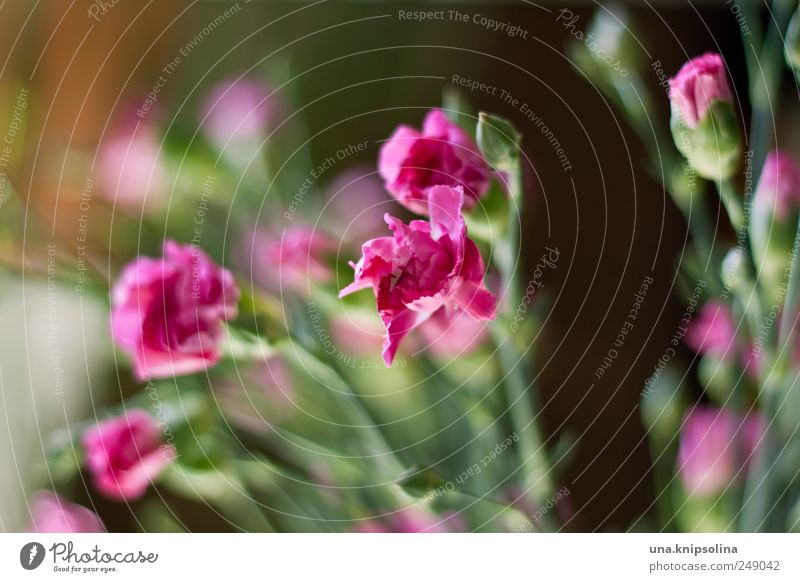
[749,149,800,298]
[721,247,748,295]
[585,5,642,78]
[98,120,166,213]
[677,405,763,497]
[476,111,522,174]
[200,76,274,152]
[669,53,741,181]
[685,300,738,362]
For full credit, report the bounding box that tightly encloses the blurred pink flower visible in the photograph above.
[83,410,176,501]
[669,53,732,129]
[677,406,763,496]
[28,491,104,533]
[111,240,239,380]
[355,507,454,533]
[330,312,384,357]
[340,185,496,366]
[98,122,165,211]
[240,225,335,295]
[200,76,274,150]
[755,149,800,220]
[326,167,391,246]
[378,109,490,215]
[685,300,737,360]
[415,307,489,358]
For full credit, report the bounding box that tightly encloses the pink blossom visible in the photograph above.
[378,109,490,214]
[326,167,391,246]
[685,300,737,360]
[239,225,335,295]
[677,406,763,496]
[669,53,732,129]
[200,76,275,149]
[98,122,165,211]
[28,491,104,533]
[415,307,489,358]
[755,149,800,220]
[330,312,384,357]
[82,410,176,501]
[111,240,239,380]
[340,185,496,367]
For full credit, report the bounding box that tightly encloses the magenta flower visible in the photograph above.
[685,300,737,360]
[82,410,176,501]
[756,149,800,220]
[677,406,763,496]
[340,185,496,366]
[240,225,335,295]
[668,53,732,129]
[111,240,239,380]
[378,109,490,214]
[98,122,165,211]
[200,76,274,150]
[28,491,104,533]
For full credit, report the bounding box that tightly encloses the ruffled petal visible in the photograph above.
[427,185,464,241]
[451,280,497,320]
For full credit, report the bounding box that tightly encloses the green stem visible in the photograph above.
[777,214,800,351]
[282,340,410,489]
[492,324,554,523]
[717,179,744,233]
[748,0,793,173]
[740,214,800,532]
[491,163,554,523]
[734,1,764,72]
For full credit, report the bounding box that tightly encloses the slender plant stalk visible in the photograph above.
[748,0,794,174]
[717,179,744,233]
[739,1,798,532]
[492,163,554,523]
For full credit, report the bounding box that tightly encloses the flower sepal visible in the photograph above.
[476,112,522,179]
[670,99,741,181]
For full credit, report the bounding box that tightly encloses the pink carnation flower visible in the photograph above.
[677,406,764,496]
[669,53,732,129]
[111,240,239,380]
[28,491,104,533]
[239,225,335,295]
[756,149,800,220]
[340,185,496,366]
[685,300,737,360]
[83,410,176,501]
[378,109,490,214]
[200,76,275,150]
[326,167,391,246]
[98,122,165,212]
